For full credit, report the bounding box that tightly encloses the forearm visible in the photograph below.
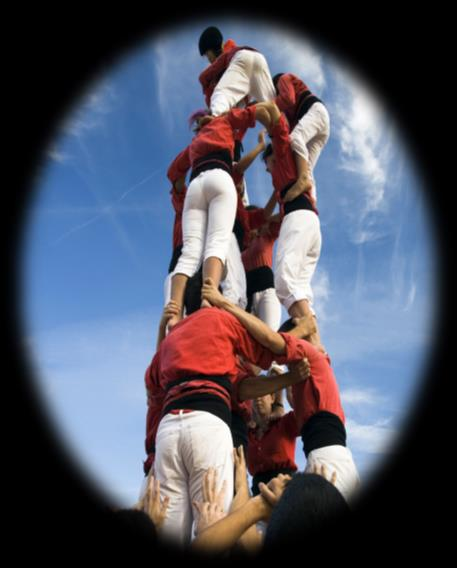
[192,496,266,553]
[238,371,300,401]
[263,188,278,219]
[218,298,286,355]
[156,321,167,351]
[234,144,265,176]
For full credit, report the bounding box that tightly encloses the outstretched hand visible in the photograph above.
[193,468,228,535]
[137,474,170,530]
[309,462,337,486]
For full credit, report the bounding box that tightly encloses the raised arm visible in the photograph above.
[233,130,266,177]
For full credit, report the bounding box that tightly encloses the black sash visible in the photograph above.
[190,150,232,181]
[280,182,315,216]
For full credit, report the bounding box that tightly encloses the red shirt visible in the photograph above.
[275,73,311,130]
[189,106,257,166]
[247,412,299,476]
[270,114,318,215]
[241,221,281,272]
[234,196,267,250]
[291,340,345,431]
[144,307,308,470]
[167,148,191,249]
[199,42,257,107]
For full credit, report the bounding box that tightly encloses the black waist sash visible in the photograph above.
[300,411,347,458]
[295,90,323,123]
[190,150,232,182]
[280,182,315,216]
[163,374,232,428]
[251,468,297,496]
[246,266,275,312]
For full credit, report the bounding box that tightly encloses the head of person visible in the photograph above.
[262,143,275,175]
[188,108,211,133]
[272,73,284,95]
[198,26,223,63]
[253,392,275,420]
[263,472,349,549]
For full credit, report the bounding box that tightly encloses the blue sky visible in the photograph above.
[21,18,436,505]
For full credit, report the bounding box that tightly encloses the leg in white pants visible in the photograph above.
[220,233,247,309]
[251,287,282,331]
[154,410,234,546]
[174,169,237,278]
[305,445,361,505]
[211,50,276,116]
[290,103,330,203]
[275,210,322,313]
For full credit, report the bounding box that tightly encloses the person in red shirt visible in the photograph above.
[202,279,361,505]
[198,26,276,117]
[248,389,299,496]
[273,72,330,207]
[259,100,324,350]
[167,103,274,330]
[143,300,312,545]
[242,210,282,332]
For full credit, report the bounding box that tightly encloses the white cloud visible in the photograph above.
[329,65,398,243]
[346,417,396,455]
[341,387,385,407]
[62,80,119,139]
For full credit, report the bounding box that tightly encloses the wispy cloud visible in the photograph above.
[329,66,398,244]
[341,387,386,407]
[63,80,119,138]
[345,417,396,455]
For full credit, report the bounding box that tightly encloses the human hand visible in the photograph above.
[233,446,248,495]
[193,467,227,534]
[201,277,226,308]
[309,462,337,485]
[288,358,311,383]
[258,473,292,511]
[141,475,170,530]
[291,314,317,339]
[283,177,313,203]
[160,300,180,326]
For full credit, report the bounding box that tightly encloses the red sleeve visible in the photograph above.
[167,146,191,185]
[143,353,166,474]
[276,74,297,107]
[226,106,257,131]
[246,208,266,230]
[271,114,291,158]
[199,51,232,94]
[281,411,300,438]
[227,317,276,370]
[273,333,310,366]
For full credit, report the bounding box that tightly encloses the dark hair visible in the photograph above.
[262,143,273,163]
[272,73,284,94]
[277,318,294,333]
[198,26,223,56]
[263,473,349,549]
[245,205,259,211]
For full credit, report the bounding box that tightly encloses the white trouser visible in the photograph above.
[174,169,237,278]
[305,445,361,504]
[275,210,322,313]
[220,233,247,309]
[290,102,330,203]
[211,49,276,116]
[154,410,234,546]
[250,287,282,331]
[163,272,172,305]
